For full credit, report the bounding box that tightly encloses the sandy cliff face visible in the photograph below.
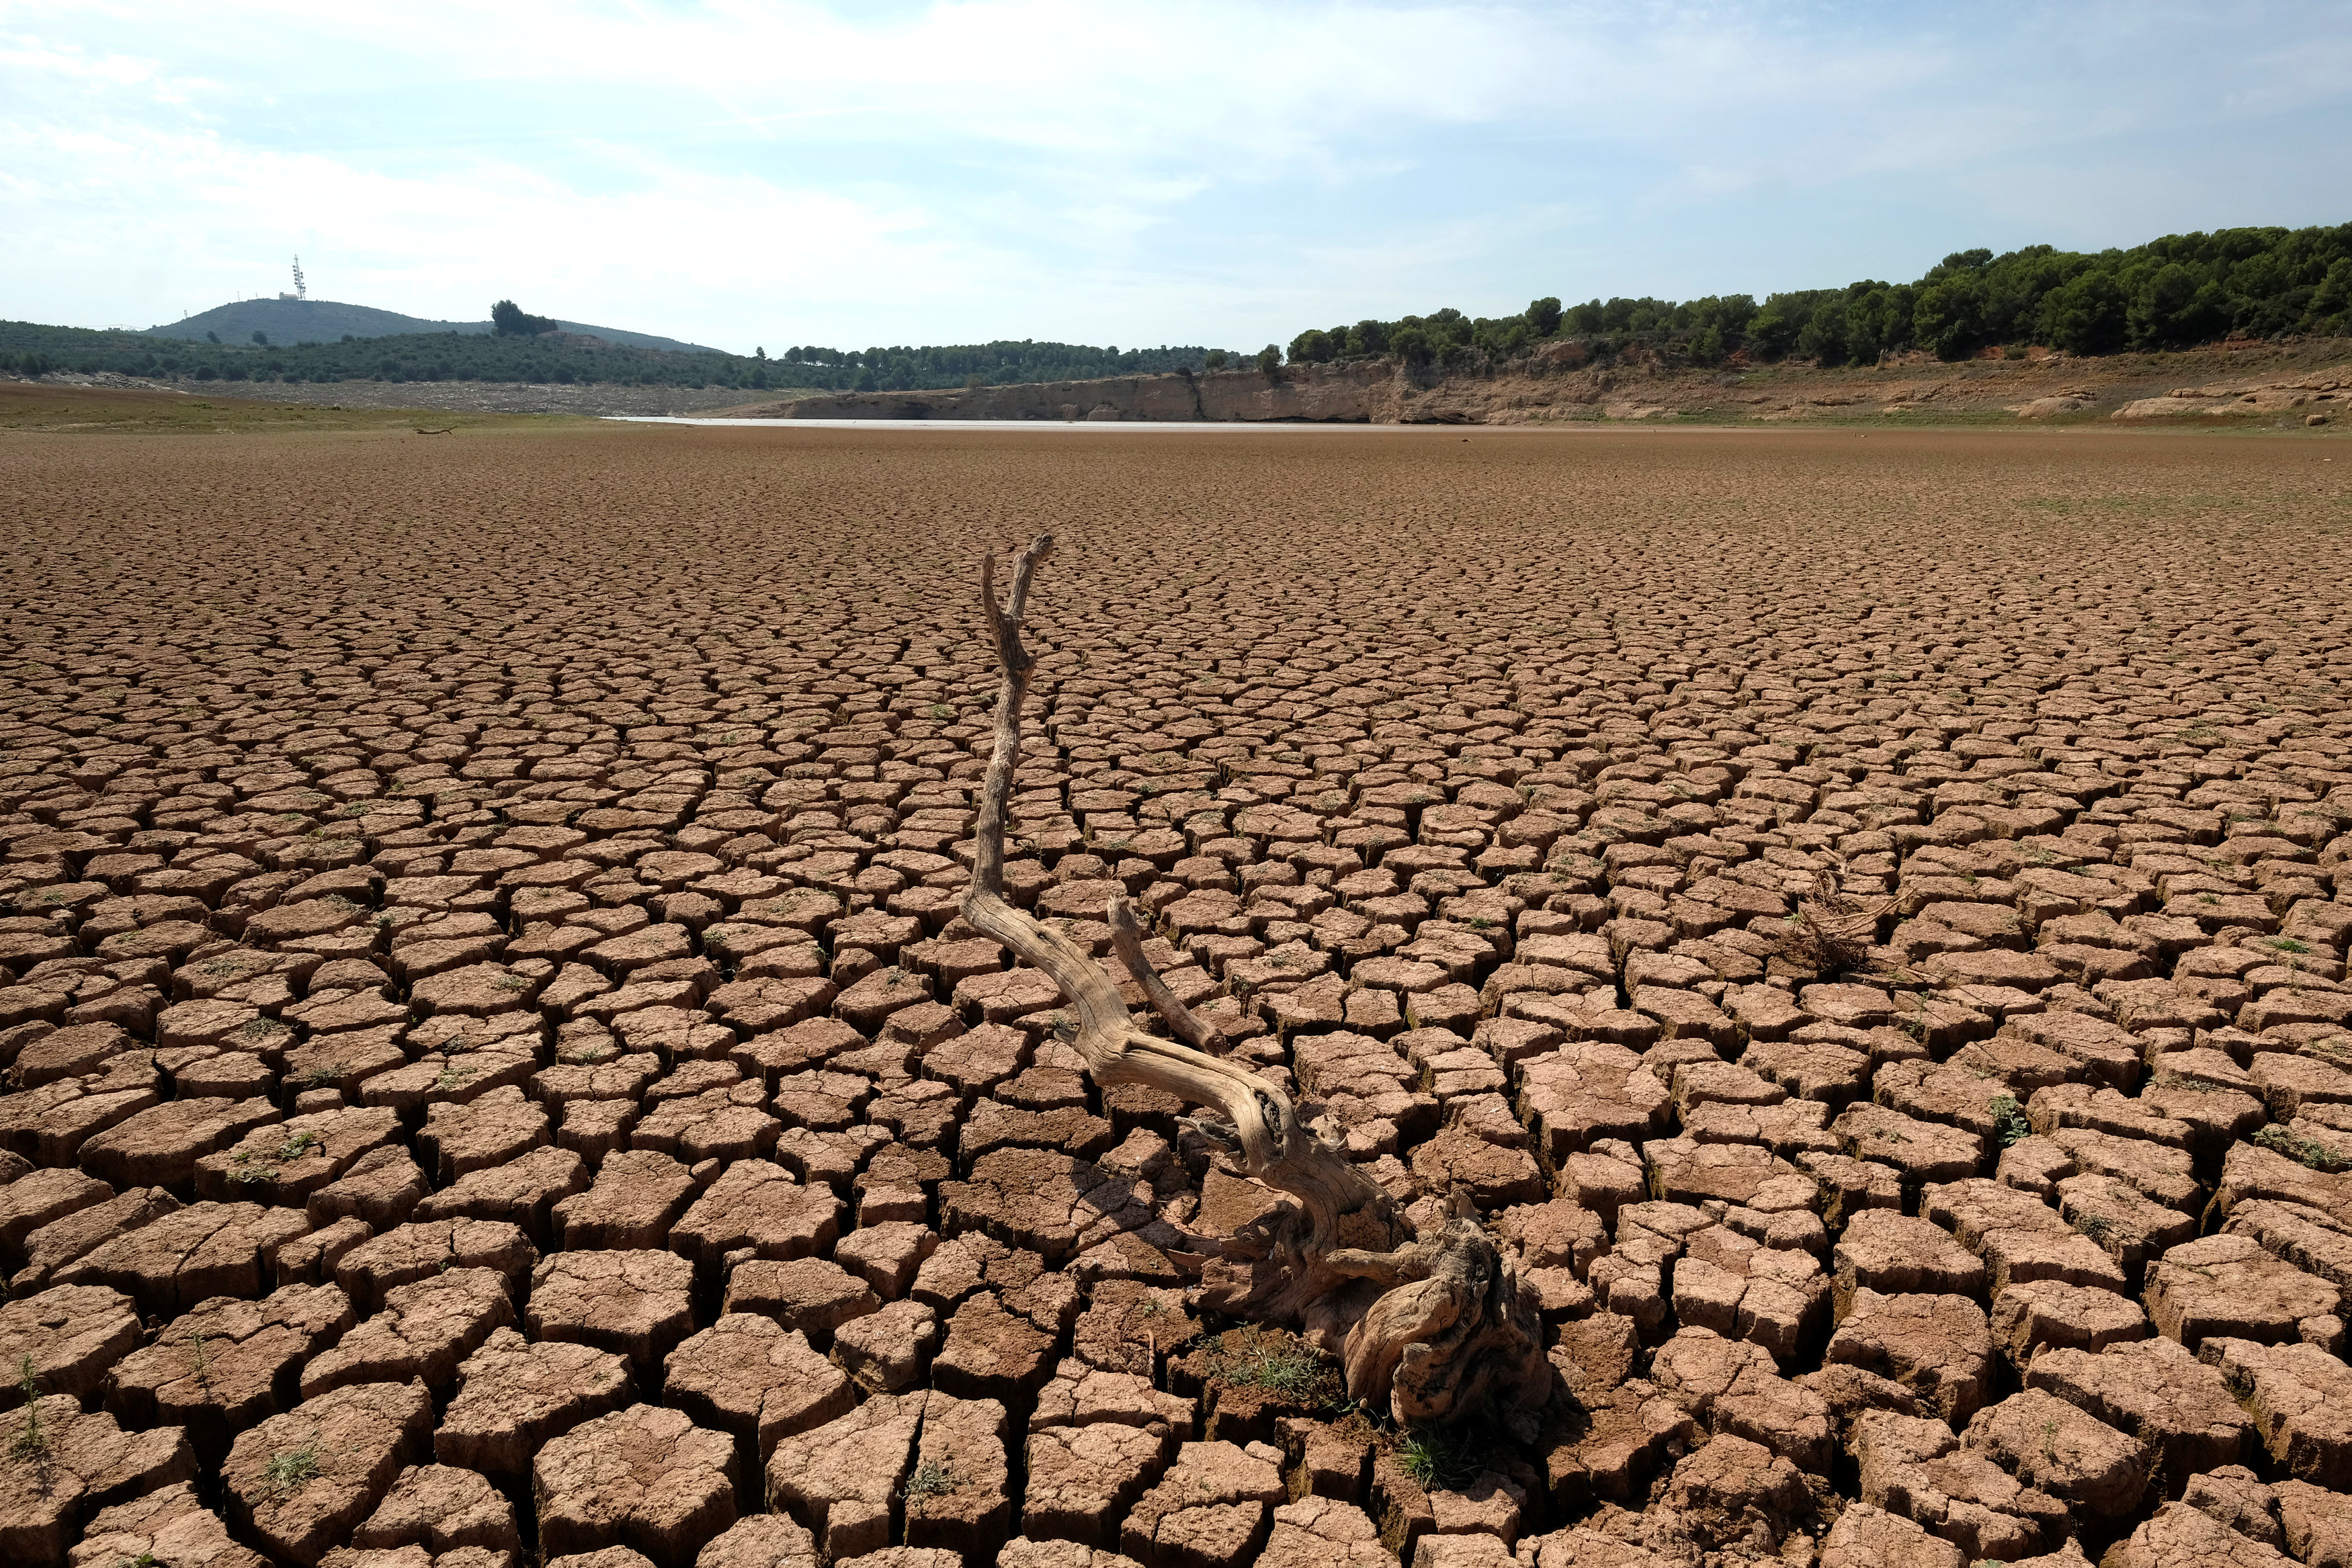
[2109,374,2349,421]
[726,340,2352,428]
[766,362,1605,424]
[769,365,1396,423]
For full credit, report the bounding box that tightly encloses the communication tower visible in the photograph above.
[280,255,308,302]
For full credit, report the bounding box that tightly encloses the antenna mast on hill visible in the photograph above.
[291,255,307,300]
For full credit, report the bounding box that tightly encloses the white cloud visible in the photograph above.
[0,114,1032,341]
[3,1,2348,348]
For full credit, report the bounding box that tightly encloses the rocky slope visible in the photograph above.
[728,339,2352,428]
[18,341,2346,429]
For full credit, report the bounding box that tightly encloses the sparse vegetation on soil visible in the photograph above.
[1191,1325,1347,1409]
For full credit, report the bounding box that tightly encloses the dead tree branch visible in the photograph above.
[961,535,1546,1424]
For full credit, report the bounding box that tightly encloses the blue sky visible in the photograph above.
[5,1,2349,355]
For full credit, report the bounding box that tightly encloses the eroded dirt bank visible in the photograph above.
[724,339,2352,429]
[0,426,2348,1568]
[16,337,2348,427]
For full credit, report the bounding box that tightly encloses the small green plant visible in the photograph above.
[434,1063,478,1091]
[226,1152,273,1185]
[2071,1213,2116,1246]
[264,1438,321,1495]
[1988,1096,2031,1147]
[276,1131,317,1163]
[902,1457,958,1508]
[1900,992,1935,1041]
[2254,1124,2347,1172]
[11,1357,45,1460]
[1193,1325,1345,1408]
[2269,936,2311,955]
[187,1326,212,1386]
[1397,1424,1479,1491]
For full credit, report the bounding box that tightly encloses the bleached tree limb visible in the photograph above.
[961,533,1546,1424]
[1107,891,1225,1054]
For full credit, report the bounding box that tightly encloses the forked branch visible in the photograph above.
[961,535,1546,1423]
[960,535,1327,1186]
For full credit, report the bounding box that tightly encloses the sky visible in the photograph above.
[5,1,2350,356]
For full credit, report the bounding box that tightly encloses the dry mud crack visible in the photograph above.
[1,424,2349,1568]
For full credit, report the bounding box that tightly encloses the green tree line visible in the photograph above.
[1284,224,2352,369]
[0,319,1232,393]
[777,341,1226,389]
[7,224,2345,394]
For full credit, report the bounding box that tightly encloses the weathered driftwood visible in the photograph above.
[961,534,1546,1424]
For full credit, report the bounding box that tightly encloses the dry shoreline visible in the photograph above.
[8,335,2347,427]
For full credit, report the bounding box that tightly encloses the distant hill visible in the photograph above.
[4,312,1226,396]
[149,297,716,354]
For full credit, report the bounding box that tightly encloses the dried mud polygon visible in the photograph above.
[2,424,2349,1568]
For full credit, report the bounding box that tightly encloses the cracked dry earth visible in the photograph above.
[1,424,2350,1568]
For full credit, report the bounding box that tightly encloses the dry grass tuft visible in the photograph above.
[1769,868,1893,981]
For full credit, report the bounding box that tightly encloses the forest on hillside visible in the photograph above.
[3,224,2345,393]
[0,319,1226,394]
[1285,224,2352,369]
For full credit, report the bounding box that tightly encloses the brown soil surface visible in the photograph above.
[1,422,2348,1568]
[139,378,816,419]
[0,380,580,435]
[1,374,811,423]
